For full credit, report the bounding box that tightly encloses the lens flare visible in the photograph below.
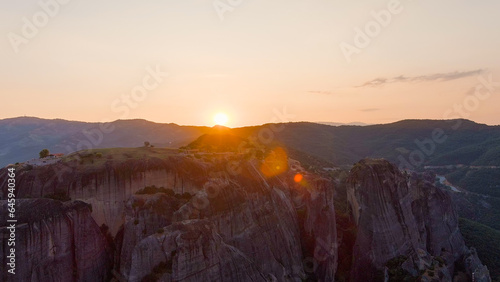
[294,173,303,183]
[260,147,288,178]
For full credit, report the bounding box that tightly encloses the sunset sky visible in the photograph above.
[1,0,499,127]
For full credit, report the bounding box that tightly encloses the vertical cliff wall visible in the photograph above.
[115,160,338,281]
[0,199,111,282]
[347,159,491,281]
[0,157,209,235]
[1,154,339,281]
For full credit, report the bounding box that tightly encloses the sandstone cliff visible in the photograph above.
[115,159,338,281]
[0,155,209,235]
[0,150,339,281]
[2,150,489,282]
[0,199,111,282]
[347,159,491,281]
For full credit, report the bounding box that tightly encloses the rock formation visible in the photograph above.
[115,159,338,281]
[115,192,189,278]
[128,219,266,282]
[0,151,339,281]
[0,199,111,282]
[347,159,491,281]
[0,156,209,234]
[0,151,491,282]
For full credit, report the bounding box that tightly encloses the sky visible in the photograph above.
[1,0,500,127]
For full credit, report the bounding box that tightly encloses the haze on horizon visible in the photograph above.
[1,0,500,127]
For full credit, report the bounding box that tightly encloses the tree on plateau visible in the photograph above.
[39,149,50,158]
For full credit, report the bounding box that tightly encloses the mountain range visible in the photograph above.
[1,117,500,169]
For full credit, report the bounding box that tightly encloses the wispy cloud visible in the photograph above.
[358,69,484,87]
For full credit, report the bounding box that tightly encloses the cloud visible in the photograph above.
[358,69,484,87]
[360,108,380,112]
[358,78,388,87]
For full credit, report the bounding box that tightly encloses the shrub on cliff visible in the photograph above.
[385,256,417,282]
[141,260,172,282]
[39,148,50,158]
[136,185,175,196]
[44,191,71,202]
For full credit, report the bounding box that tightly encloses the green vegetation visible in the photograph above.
[452,192,500,231]
[135,185,193,201]
[435,256,445,267]
[423,166,500,234]
[177,192,193,200]
[39,148,50,158]
[184,131,250,153]
[384,256,417,282]
[61,147,179,168]
[286,147,340,175]
[246,120,500,167]
[141,260,173,282]
[99,224,115,252]
[44,191,71,202]
[459,218,500,281]
[446,168,500,198]
[136,185,175,196]
[4,118,500,169]
[132,185,192,217]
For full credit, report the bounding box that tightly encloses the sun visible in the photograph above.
[213,112,229,126]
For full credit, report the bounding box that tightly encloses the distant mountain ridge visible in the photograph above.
[1,117,500,168]
[258,119,500,168]
[0,117,212,167]
[317,121,370,126]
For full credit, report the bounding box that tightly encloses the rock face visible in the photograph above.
[128,220,266,282]
[0,157,209,234]
[347,159,491,281]
[0,199,111,282]
[463,248,491,282]
[8,152,491,281]
[116,192,188,278]
[116,160,338,281]
[297,174,338,281]
[0,152,339,281]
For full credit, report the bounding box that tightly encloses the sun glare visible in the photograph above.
[214,113,229,126]
[294,173,303,183]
